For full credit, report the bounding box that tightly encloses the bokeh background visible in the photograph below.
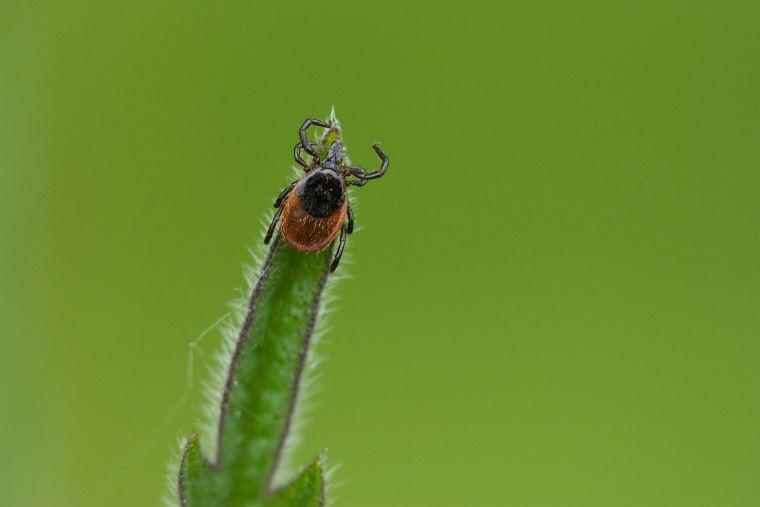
[2,1,759,505]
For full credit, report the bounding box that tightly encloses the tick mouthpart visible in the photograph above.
[321,160,341,174]
[326,141,346,163]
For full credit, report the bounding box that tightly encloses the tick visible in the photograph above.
[264,118,389,271]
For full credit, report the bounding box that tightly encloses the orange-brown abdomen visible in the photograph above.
[281,185,346,252]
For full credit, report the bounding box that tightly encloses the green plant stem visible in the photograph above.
[177,123,342,506]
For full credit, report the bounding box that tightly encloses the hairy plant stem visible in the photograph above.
[177,122,343,506]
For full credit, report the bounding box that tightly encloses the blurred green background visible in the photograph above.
[2,1,759,505]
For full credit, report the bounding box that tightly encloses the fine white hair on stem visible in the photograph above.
[160,313,229,507]
[197,221,273,458]
[324,457,346,507]
[162,216,272,506]
[163,435,188,507]
[159,313,230,431]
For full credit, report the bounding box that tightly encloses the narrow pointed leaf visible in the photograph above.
[264,455,325,507]
[178,433,216,506]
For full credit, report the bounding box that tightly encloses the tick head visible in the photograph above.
[323,141,346,168]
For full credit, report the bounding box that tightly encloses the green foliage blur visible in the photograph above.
[2,1,759,505]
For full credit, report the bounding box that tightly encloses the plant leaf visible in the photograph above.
[178,433,217,506]
[264,455,325,507]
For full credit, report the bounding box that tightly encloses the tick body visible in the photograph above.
[281,175,346,252]
[264,118,389,271]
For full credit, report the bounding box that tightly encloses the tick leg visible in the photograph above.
[264,204,285,245]
[293,143,308,169]
[363,143,389,180]
[346,166,368,187]
[330,224,347,272]
[293,142,320,170]
[347,200,355,234]
[299,118,330,158]
[265,183,295,244]
[347,174,368,187]
[273,181,296,208]
[347,143,388,186]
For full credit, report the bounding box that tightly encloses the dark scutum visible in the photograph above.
[300,170,345,218]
